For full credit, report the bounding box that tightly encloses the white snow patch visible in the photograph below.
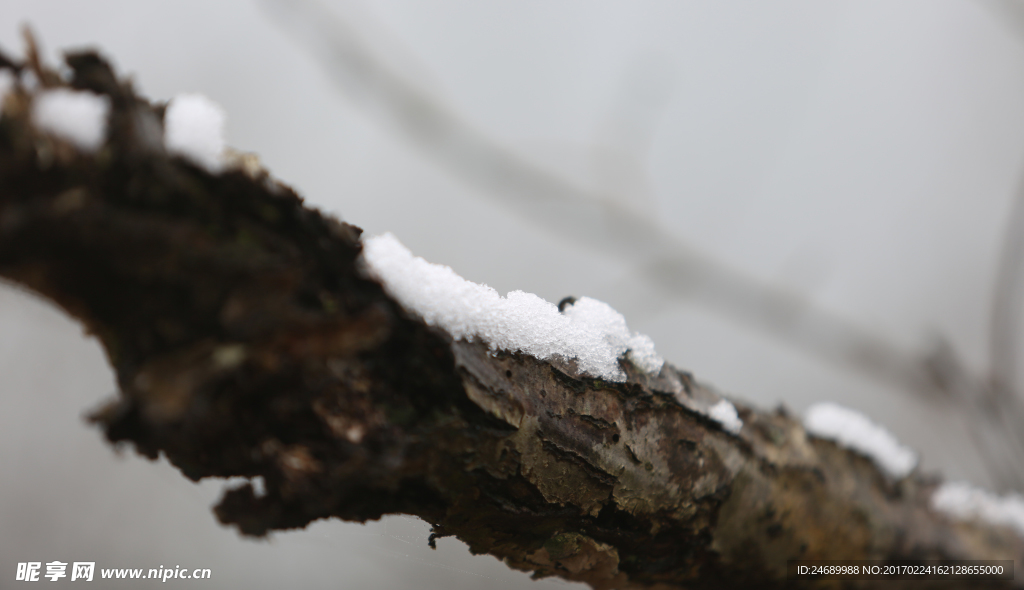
[708,400,742,434]
[803,402,917,479]
[164,93,226,172]
[931,481,1024,538]
[251,475,267,498]
[32,88,110,151]
[361,232,664,381]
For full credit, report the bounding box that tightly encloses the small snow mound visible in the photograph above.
[164,93,226,172]
[932,481,1024,538]
[708,400,742,434]
[361,232,663,382]
[559,296,665,376]
[804,402,917,479]
[32,88,110,151]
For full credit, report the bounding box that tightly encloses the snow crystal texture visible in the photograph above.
[361,233,663,381]
[708,400,743,434]
[164,93,226,172]
[932,481,1024,538]
[32,88,110,151]
[804,402,917,479]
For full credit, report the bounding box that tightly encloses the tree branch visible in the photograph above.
[1,44,1020,590]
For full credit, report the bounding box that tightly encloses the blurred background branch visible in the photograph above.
[991,172,1024,401]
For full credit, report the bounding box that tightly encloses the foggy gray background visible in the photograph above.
[2,1,1023,587]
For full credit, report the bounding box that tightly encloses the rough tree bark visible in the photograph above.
[0,46,1021,590]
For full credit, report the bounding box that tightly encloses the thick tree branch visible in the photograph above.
[1,46,1021,590]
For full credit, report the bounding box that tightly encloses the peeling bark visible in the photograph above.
[1,47,1021,590]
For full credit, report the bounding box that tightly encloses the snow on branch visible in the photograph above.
[31,87,109,151]
[932,481,1024,538]
[803,402,918,479]
[362,232,663,381]
[163,93,226,172]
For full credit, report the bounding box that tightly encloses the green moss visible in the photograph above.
[319,292,338,314]
[258,203,280,223]
[543,532,587,560]
[382,402,417,427]
[235,227,258,248]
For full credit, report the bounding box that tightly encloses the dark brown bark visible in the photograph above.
[0,46,1021,590]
